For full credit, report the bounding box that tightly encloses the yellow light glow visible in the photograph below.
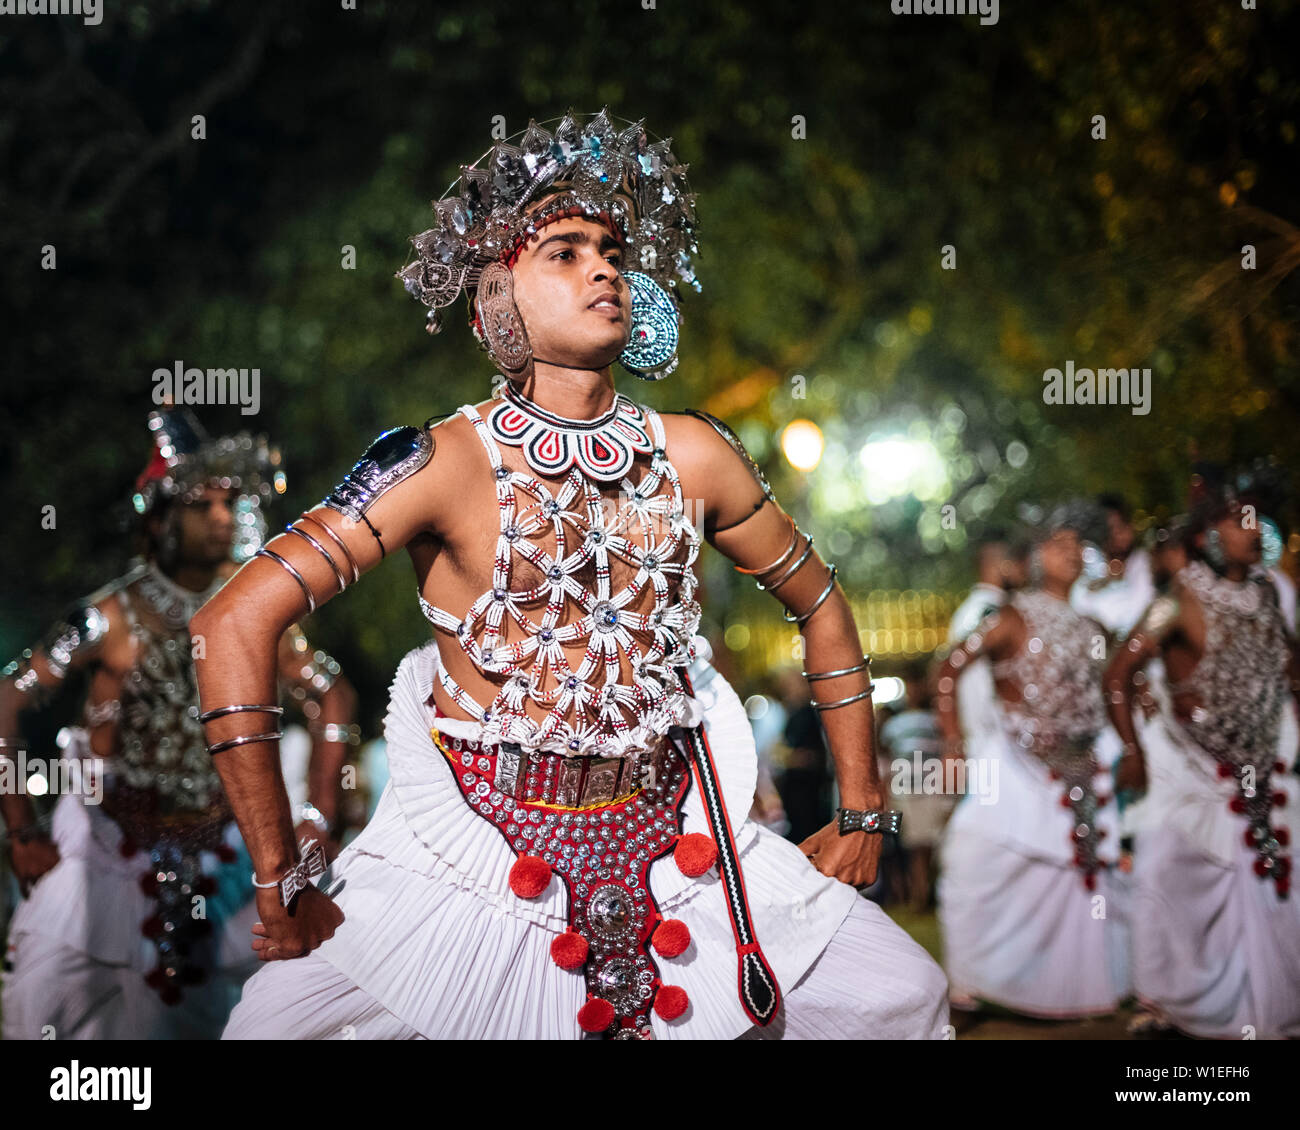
[781,420,824,472]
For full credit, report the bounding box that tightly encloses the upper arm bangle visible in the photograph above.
[810,686,875,711]
[206,730,283,756]
[256,548,318,613]
[802,658,871,681]
[285,524,349,594]
[783,564,839,625]
[756,536,815,593]
[298,513,361,584]
[735,515,798,576]
[198,704,284,724]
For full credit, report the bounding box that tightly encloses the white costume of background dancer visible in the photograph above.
[936,587,1130,1017]
[1110,560,1300,1039]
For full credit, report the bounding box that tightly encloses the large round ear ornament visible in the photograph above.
[475,261,534,382]
[618,270,680,381]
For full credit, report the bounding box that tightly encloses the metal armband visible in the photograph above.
[321,425,436,557]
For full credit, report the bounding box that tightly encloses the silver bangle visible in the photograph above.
[252,838,328,907]
[755,536,816,593]
[783,564,839,625]
[298,514,361,584]
[837,808,902,836]
[801,657,871,681]
[198,703,285,724]
[255,548,317,613]
[286,524,349,594]
[811,686,876,711]
[206,730,283,756]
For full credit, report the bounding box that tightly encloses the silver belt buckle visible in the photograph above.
[556,757,584,807]
[494,742,525,799]
[581,757,621,806]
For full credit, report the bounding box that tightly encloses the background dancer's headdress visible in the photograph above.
[396,107,699,380]
[132,406,286,562]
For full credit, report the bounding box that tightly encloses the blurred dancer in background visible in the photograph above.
[935,503,1130,1018]
[1105,463,1300,1039]
[0,408,355,1039]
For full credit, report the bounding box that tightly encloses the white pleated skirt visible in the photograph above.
[225,643,950,1040]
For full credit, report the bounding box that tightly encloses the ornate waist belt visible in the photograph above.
[433,698,782,1038]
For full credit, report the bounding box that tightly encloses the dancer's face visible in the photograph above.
[1038,528,1083,587]
[1213,510,1262,566]
[509,214,631,369]
[176,486,236,566]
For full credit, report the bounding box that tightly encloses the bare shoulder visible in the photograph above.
[658,409,772,498]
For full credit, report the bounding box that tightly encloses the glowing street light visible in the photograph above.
[782,419,825,471]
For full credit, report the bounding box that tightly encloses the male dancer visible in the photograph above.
[1,408,355,1039]
[193,109,948,1040]
[934,504,1130,1018]
[1104,469,1300,1038]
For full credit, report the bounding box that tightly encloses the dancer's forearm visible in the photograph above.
[800,588,882,807]
[192,601,299,879]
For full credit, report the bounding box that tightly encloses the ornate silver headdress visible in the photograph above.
[396,107,699,380]
[133,407,286,562]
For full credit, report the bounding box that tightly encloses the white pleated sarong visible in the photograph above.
[2,792,259,1040]
[937,716,1131,1017]
[225,643,949,1040]
[1129,701,1300,1039]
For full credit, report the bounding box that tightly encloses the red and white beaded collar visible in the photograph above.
[486,387,655,481]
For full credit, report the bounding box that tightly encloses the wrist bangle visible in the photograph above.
[252,838,328,907]
[836,808,902,836]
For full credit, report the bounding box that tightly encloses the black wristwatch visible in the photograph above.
[836,808,902,836]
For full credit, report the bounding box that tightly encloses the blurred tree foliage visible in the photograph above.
[2,0,1298,714]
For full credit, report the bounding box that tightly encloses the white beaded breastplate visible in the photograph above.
[420,398,703,759]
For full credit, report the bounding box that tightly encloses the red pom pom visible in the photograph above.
[652,918,691,959]
[1245,828,1259,848]
[159,985,182,1007]
[1216,762,1234,780]
[654,985,690,1021]
[1059,794,1073,809]
[1228,797,1246,814]
[508,855,552,899]
[215,843,237,863]
[1083,872,1097,892]
[118,836,138,859]
[139,872,160,896]
[1276,857,1292,879]
[1272,791,1287,808]
[1277,762,1288,774]
[1276,827,1291,847]
[1277,878,1291,899]
[550,930,589,970]
[144,968,166,989]
[674,833,717,878]
[1096,794,1112,808]
[141,915,164,939]
[1254,858,1271,877]
[577,998,615,1033]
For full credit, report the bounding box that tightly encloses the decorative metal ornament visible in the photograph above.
[475,262,534,381]
[618,271,680,380]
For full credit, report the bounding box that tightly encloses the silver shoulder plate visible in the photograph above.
[682,409,775,501]
[322,425,435,522]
